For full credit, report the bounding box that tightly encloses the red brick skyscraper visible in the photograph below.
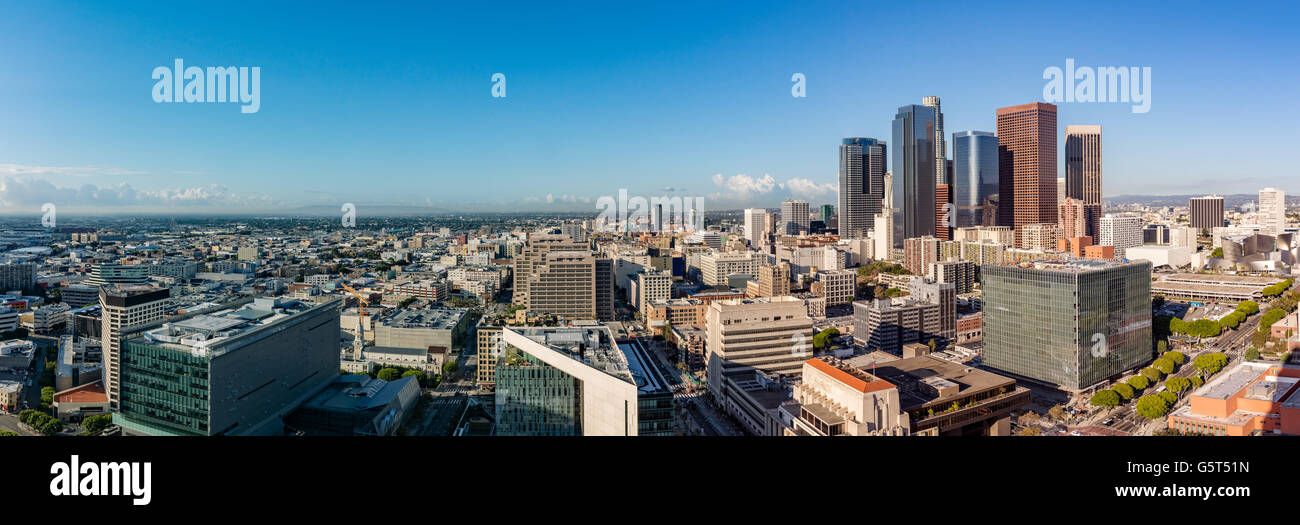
[996,102,1057,245]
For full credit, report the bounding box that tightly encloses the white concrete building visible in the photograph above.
[1099,214,1144,259]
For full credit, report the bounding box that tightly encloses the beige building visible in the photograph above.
[1019,223,1063,252]
[699,251,761,287]
[512,234,588,307]
[705,296,814,398]
[757,263,791,297]
[782,357,910,436]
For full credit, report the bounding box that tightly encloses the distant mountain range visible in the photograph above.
[1103,193,1298,208]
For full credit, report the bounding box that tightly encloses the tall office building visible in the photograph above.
[84,263,150,287]
[705,297,814,397]
[996,102,1058,240]
[780,199,811,236]
[100,285,170,410]
[1099,214,1144,259]
[833,135,883,238]
[921,96,946,186]
[115,297,342,435]
[935,184,952,241]
[1189,195,1225,232]
[891,104,938,248]
[0,263,36,293]
[757,263,791,297]
[1059,197,1098,241]
[819,204,835,225]
[512,234,589,307]
[951,131,999,227]
[495,325,673,436]
[1064,125,1102,206]
[982,260,1151,391]
[744,208,767,245]
[1259,188,1286,237]
[524,252,605,320]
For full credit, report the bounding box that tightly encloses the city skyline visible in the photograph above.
[3,2,1299,214]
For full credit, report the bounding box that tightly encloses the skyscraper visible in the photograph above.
[837,138,886,239]
[951,130,998,227]
[1259,187,1286,237]
[921,96,946,186]
[781,199,811,235]
[819,204,835,225]
[743,208,766,245]
[996,102,1058,243]
[892,104,938,248]
[101,285,170,410]
[1189,195,1225,232]
[1065,125,1102,206]
[1099,214,1144,259]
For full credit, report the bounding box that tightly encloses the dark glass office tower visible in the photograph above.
[838,137,886,240]
[951,131,999,228]
[891,105,937,248]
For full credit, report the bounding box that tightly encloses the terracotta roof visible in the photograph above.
[806,358,894,394]
[53,381,108,404]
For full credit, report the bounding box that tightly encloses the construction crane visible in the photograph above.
[340,283,370,360]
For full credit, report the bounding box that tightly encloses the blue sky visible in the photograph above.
[1,1,1297,214]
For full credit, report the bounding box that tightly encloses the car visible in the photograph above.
[1102,418,1114,425]
[1069,431,1082,436]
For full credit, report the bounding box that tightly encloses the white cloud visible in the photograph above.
[0,176,275,210]
[0,164,148,177]
[785,177,838,198]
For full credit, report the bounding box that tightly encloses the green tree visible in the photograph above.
[1237,300,1260,316]
[1141,367,1163,384]
[1113,383,1136,400]
[1211,247,1223,258]
[376,368,402,382]
[1153,357,1175,375]
[1158,391,1178,405]
[401,369,425,382]
[1127,375,1150,391]
[812,328,840,349]
[1089,390,1121,408]
[1135,395,1170,419]
[81,414,114,435]
[1164,351,1186,366]
[1166,377,1192,394]
[1157,340,1168,354]
[1193,353,1229,375]
[1190,376,1204,388]
[0,430,19,436]
[1245,347,1261,361]
[442,362,459,375]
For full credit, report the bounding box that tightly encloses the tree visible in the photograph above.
[1048,405,1066,421]
[1157,340,1168,354]
[0,430,19,437]
[1190,376,1204,388]
[1211,247,1224,258]
[82,414,114,435]
[1245,347,1261,361]
[1164,351,1186,366]
[1090,390,1121,408]
[401,369,426,383]
[1135,395,1170,419]
[1016,427,1042,436]
[1166,377,1193,394]
[1113,383,1136,401]
[813,328,840,350]
[1127,375,1150,391]
[376,368,402,382]
[442,362,459,375]
[1158,391,1178,405]
[1153,357,1175,375]
[1141,367,1163,384]
[1237,300,1260,316]
[1193,353,1229,375]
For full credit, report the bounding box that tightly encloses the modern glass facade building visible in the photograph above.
[982,260,1152,391]
[495,325,673,436]
[891,105,937,248]
[951,131,999,228]
[115,296,342,436]
[838,137,886,240]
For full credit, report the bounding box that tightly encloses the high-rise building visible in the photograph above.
[85,263,150,287]
[0,263,36,293]
[495,325,673,436]
[1064,125,1102,207]
[996,102,1058,239]
[1020,223,1063,252]
[1259,188,1286,237]
[921,96,946,186]
[930,260,976,294]
[100,285,171,411]
[512,234,588,307]
[935,184,952,241]
[780,199,811,236]
[982,259,1152,391]
[853,297,947,354]
[744,208,767,246]
[1099,214,1144,259]
[1189,195,1225,232]
[908,278,956,346]
[819,204,835,225]
[705,297,814,396]
[114,297,340,436]
[838,138,887,240]
[892,104,938,248]
[815,269,856,306]
[699,251,761,287]
[524,252,602,320]
[904,236,942,276]
[951,131,999,228]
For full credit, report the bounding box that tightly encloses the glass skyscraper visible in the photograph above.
[838,137,886,240]
[951,131,999,228]
[891,105,937,248]
[982,260,1152,391]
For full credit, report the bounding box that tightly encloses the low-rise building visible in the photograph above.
[1167,362,1300,436]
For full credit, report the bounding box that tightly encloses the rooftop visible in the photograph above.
[130,296,329,357]
[378,307,468,330]
[870,355,1017,410]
